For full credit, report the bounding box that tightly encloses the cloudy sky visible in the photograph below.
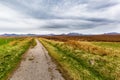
[0,0,120,34]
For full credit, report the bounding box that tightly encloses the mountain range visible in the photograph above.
[0,32,120,36]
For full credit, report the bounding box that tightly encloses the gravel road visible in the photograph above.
[9,39,64,80]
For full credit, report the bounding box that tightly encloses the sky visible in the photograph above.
[0,0,120,34]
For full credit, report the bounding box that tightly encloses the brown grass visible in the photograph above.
[65,40,120,56]
[40,35,120,42]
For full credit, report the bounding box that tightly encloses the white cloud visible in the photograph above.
[0,0,120,34]
[0,4,22,19]
[51,0,120,20]
[0,3,37,33]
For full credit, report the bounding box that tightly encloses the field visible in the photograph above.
[1,35,120,80]
[0,37,36,80]
[39,35,120,80]
[42,35,120,42]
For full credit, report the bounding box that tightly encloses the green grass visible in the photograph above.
[0,38,36,80]
[0,38,17,46]
[92,42,120,49]
[40,38,120,80]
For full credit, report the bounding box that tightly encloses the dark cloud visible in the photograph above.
[83,18,116,23]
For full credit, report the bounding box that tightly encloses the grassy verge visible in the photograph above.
[92,42,120,49]
[39,38,120,80]
[0,37,20,46]
[0,38,36,80]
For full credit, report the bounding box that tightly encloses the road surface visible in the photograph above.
[9,39,64,80]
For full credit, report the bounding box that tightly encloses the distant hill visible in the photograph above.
[1,34,36,36]
[0,32,120,36]
[66,33,83,36]
[2,34,18,36]
[104,32,120,35]
[40,33,83,36]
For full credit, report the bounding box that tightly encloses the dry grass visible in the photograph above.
[0,37,36,80]
[40,38,120,80]
[41,35,120,42]
[66,40,120,56]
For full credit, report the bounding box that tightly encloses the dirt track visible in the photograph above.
[9,39,64,80]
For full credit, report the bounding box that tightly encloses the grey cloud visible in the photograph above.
[0,0,120,34]
[83,18,117,23]
[0,0,119,19]
[40,18,116,31]
[93,3,117,9]
[0,0,61,19]
[86,1,118,10]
